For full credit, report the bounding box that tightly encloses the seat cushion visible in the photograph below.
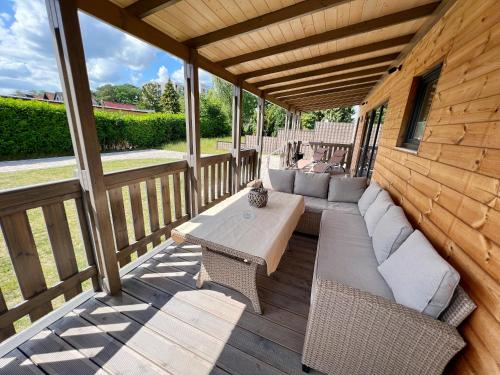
[262,169,295,194]
[315,210,394,300]
[364,190,394,236]
[358,181,382,216]
[294,172,330,198]
[372,206,413,264]
[326,202,360,215]
[378,230,460,318]
[303,196,329,214]
[328,177,367,202]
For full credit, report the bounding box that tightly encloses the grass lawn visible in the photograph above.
[161,136,233,155]
[0,158,178,332]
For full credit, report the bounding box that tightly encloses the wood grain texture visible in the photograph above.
[355,0,500,373]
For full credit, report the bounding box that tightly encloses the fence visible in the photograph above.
[0,149,257,341]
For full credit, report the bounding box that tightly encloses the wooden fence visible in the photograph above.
[0,149,257,341]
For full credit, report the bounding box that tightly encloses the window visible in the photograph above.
[402,64,441,149]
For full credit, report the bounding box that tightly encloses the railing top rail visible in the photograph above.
[104,159,188,189]
[0,178,81,216]
[240,148,257,157]
[200,153,231,166]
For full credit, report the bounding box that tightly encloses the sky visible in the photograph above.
[0,0,213,95]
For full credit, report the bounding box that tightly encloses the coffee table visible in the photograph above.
[171,188,304,314]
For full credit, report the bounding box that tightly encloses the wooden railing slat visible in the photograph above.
[160,175,172,226]
[173,173,182,220]
[42,202,82,300]
[0,288,15,340]
[146,179,160,247]
[108,188,131,266]
[203,166,209,206]
[223,160,229,195]
[210,164,216,202]
[0,212,52,322]
[217,162,222,199]
[128,183,147,257]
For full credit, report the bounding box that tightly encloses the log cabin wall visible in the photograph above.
[353,0,500,373]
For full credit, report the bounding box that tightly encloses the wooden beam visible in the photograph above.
[125,0,180,18]
[298,99,365,111]
[218,2,439,67]
[231,86,243,192]
[186,0,351,48]
[183,50,201,216]
[298,94,366,107]
[275,76,381,99]
[256,53,397,88]
[238,34,414,80]
[266,66,389,94]
[75,0,287,109]
[286,90,370,106]
[46,0,121,294]
[283,85,374,102]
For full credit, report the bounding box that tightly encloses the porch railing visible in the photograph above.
[281,141,354,170]
[0,148,257,342]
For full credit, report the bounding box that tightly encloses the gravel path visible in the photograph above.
[0,150,194,172]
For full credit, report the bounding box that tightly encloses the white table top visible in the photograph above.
[172,188,304,274]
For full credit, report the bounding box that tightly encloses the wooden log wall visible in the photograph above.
[354,0,500,373]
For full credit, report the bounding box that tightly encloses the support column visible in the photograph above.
[183,50,201,216]
[46,0,120,294]
[255,97,265,178]
[231,85,243,193]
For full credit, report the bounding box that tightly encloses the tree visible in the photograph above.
[301,111,324,129]
[139,82,162,112]
[160,80,181,113]
[95,84,141,104]
[200,91,231,137]
[264,103,286,136]
[324,107,356,122]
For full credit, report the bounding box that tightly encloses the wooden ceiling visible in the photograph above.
[79,0,452,112]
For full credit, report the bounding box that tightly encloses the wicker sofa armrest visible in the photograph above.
[303,279,465,375]
[247,179,263,188]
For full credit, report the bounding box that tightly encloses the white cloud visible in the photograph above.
[171,67,184,85]
[156,65,169,87]
[171,67,212,88]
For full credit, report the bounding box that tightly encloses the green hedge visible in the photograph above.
[0,98,186,159]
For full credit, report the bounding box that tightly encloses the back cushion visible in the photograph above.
[294,172,330,198]
[378,230,460,318]
[328,177,367,202]
[262,169,295,194]
[364,190,394,236]
[372,206,413,264]
[358,181,382,216]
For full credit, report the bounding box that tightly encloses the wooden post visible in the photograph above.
[231,85,243,192]
[46,0,120,294]
[183,50,201,216]
[255,97,265,178]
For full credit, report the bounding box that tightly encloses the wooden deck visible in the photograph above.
[0,234,320,375]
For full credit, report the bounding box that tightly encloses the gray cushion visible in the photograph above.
[378,230,460,318]
[364,190,394,236]
[326,202,360,215]
[262,169,295,194]
[316,210,394,300]
[303,196,329,214]
[294,172,330,198]
[358,181,382,216]
[372,206,413,264]
[328,177,367,202]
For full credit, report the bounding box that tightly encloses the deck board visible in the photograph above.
[2,234,320,375]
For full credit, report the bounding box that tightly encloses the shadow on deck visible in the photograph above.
[1,234,320,375]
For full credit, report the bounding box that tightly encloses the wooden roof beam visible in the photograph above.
[298,97,366,111]
[265,66,389,94]
[218,2,439,67]
[285,90,371,106]
[186,0,351,48]
[275,76,381,99]
[125,0,181,19]
[280,84,374,102]
[256,53,397,88]
[238,34,413,80]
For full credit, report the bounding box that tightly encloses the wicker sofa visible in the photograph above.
[251,170,476,375]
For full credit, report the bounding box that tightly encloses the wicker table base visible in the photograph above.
[196,246,262,314]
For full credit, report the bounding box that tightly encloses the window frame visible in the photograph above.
[402,64,442,150]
